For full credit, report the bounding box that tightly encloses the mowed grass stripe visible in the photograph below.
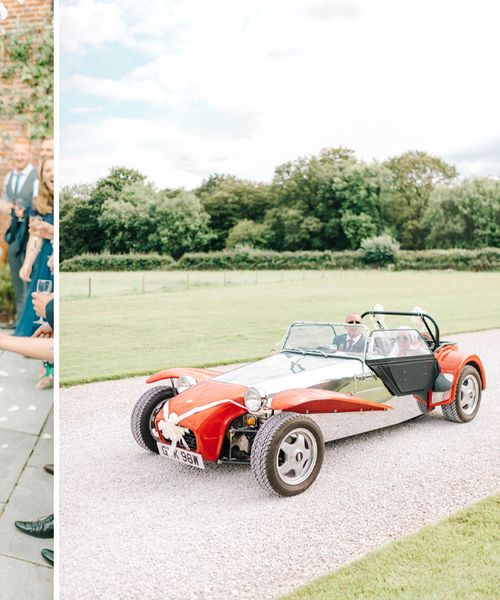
[282,495,500,600]
[60,270,500,385]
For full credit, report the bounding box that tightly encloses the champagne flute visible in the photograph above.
[15,199,24,222]
[31,215,43,250]
[33,279,52,325]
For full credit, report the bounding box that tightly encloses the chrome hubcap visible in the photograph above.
[149,402,167,440]
[459,375,479,415]
[276,427,317,485]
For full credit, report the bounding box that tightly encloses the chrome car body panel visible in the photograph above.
[215,352,366,395]
[307,395,423,442]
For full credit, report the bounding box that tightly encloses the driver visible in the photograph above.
[334,312,366,353]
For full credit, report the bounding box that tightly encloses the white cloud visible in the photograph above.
[301,1,364,21]
[61,0,500,186]
[66,74,170,106]
[61,0,127,53]
[69,106,105,115]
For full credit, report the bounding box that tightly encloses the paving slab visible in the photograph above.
[0,349,53,599]
[0,429,36,503]
[0,555,52,600]
[0,350,52,435]
[0,466,54,564]
[28,410,54,469]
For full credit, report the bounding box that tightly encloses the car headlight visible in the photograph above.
[176,375,197,394]
[244,387,266,413]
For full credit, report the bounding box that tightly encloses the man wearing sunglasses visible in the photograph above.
[333,312,366,353]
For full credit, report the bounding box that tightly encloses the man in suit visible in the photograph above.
[1,138,39,322]
[334,312,366,354]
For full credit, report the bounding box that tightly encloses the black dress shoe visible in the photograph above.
[44,464,54,475]
[15,514,54,538]
[41,549,54,566]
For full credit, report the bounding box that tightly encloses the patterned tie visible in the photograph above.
[346,338,353,352]
[13,173,21,198]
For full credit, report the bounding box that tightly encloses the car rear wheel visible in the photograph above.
[251,412,324,497]
[441,365,481,423]
[416,398,429,414]
[131,386,175,452]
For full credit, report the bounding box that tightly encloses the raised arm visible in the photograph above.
[19,229,42,282]
[0,332,54,362]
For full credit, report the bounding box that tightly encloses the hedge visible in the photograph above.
[395,248,500,271]
[60,248,500,272]
[60,253,175,272]
[175,248,360,270]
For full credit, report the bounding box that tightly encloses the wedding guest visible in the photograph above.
[1,138,39,322]
[39,137,54,161]
[333,312,366,353]
[16,158,54,337]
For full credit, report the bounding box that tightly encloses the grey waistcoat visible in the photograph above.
[6,167,38,208]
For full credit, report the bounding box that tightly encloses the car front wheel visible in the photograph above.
[441,365,482,423]
[131,386,175,452]
[250,412,324,496]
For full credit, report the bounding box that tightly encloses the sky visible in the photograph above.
[60,0,500,189]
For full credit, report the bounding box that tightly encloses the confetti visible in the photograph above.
[8,405,19,412]
[27,405,37,411]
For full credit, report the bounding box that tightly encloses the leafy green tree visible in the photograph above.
[270,148,387,250]
[423,178,500,249]
[341,211,379,249]
[264,208,324,251]
[383,151,457,249]
[91,167,146,209]
[99,182,157,254]
[60,184,95,261]
[197,175,273,249]
[60,167,147,258]
[151,191,214,259]
[225,219,272,249]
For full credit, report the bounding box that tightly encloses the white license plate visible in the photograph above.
[157,442,205,469]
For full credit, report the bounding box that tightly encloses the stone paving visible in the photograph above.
[0,346,53,600]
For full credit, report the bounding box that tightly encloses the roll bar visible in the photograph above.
[360,310,440,349]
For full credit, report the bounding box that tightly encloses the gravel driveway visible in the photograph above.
[60,329,500,600]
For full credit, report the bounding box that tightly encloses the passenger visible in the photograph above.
[388,327,425,357]
[334,312,366,353]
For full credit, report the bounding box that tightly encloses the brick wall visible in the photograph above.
[0,0,53,181]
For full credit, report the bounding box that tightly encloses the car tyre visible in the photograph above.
[251,412,324,497]
[441,365,481,423]
[416,398,430,414]
[131,386,175,452]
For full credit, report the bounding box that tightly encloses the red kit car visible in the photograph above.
[131,310,485,496]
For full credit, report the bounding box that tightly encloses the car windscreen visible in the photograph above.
[282,322,368,357]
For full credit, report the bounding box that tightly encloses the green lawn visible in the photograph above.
[283,495,500,600]
[60,270,500,385]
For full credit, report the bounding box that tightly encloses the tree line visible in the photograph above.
[60,148,500,261]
